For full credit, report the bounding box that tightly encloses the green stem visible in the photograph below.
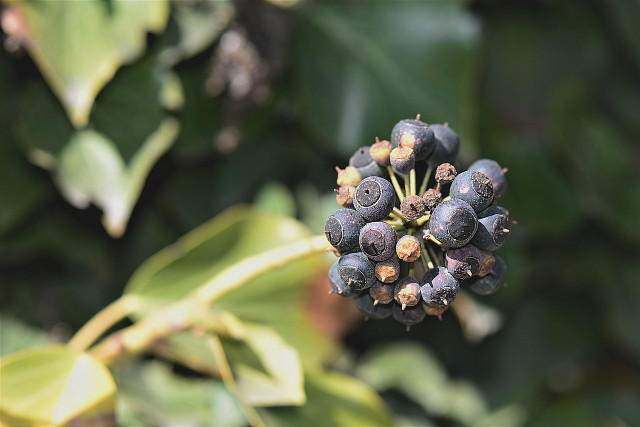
[418,165,433,197]
[391,207,408,222]
[420,240,434,270]
[208,335,266,427]
[410,169,416,196]
[386,166,405,202]
[67,296,137,351]
[88,236,331,364]
[404,174,411,196]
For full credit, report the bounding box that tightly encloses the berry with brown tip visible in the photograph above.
[468,159,508,197]
[396,235,422,262]
[445,244,484,280]
[335,185,355,208]
[369,281,395,305]
[435,163,457,186]
[391,117,435,160]
[336,166,362,187]
[421,267,460,307]
[375,257,400,283]
[349,146,384,178]
[394,276,421,310]
[390,147,415,174]
[370,138,392,167]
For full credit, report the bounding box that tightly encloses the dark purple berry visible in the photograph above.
[338,252,376,291]
[468,159,508,197]
[421,267,460,307]
[428,199,478,248]
[471,212,510,251]
[329,261,361,298]
[349,146,384,178]
[354,294,393,319]
[369,281,394,305]
[359,221,397,261]
[467,256,507,295]
[401,195,426,221]
[392,304,426,328]
[375,257,400,283]
[391,118,435,160]
[353,176,396,221]
[394,276,421,310]
[445,244,483,280]
[325,209,366,252]
[429,124,460,166]
[390,147,415,174]
[449,170,494,212]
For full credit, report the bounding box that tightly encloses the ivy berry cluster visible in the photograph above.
[325,116,513,330]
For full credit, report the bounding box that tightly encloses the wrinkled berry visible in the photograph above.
[359,221,398,261]
[428,199,478,248]
[435,163,457,186]
[353,176,396,221]
[338,252,377,291]
[449,170,494,212]
[421,267,460,307]
[422,188,442,212]
[401,195,426,221]
[335,185,356,208]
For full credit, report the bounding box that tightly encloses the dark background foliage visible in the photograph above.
[1,0,639,425]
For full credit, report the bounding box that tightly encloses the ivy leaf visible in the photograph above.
[0,345,116,426]
[3,0,169,127]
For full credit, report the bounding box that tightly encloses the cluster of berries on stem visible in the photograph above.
[326,115,513,330]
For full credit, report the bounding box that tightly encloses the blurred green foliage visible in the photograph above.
[1,0,639,425]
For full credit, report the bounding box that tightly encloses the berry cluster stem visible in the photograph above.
[418,165,433,197]
[387,166,405,201]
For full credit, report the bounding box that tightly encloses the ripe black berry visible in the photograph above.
[329,261,361,298]
[394,276,421,310]
[400,195,426,221]
[354,294,393,319]
[353,176,396,221]
[429,124,460,165]
[428,199,478,248]
[349,146,384,178]
[359,221,397,261]
[449,170,494,212]
[471,211,510,251]
[392,304,426,328]
[421,267,460,307]
[390,118,435,160]
[325,209,366,252]
[467,255,506,295]
[338,252,377,291]
[468,159,508,197]
[445,244,483,280]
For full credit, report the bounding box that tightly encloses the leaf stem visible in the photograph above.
[67,296,137,352]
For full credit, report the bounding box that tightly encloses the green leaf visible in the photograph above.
[260,371,393,427]
[54,118,179,237]
[125,206,332,368]
[292,1,479,155]
[158,0,235,67]
[0,345,116,426]
[115,360,246,427]
[254,181,297,217]
[0,316,51,357]
[356,342,488,425]
[220,324,305,406]
[5,0,169,127]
